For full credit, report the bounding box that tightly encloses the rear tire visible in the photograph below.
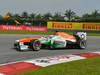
[31,40,41,51]
[78,39,87,49]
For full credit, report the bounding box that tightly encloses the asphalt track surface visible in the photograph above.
[0,34,100,64]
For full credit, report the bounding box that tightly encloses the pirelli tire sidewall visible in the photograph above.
[78,39,87,49]
[30,40,41,51]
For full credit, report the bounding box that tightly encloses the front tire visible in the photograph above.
[31,40,41,51]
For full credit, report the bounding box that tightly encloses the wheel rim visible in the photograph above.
[80,41,86,48]
[33,40,41,50]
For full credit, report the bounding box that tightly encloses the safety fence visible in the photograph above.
[47,22,100,33]
[0,25,48,32]
[0,22,100,33]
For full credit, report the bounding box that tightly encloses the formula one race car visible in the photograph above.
[14,32,87,51]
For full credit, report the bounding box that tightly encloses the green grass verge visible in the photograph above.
[16,56,100,75]
[87,33,100,36]
[0,31,54,35]
[0,31,100,36]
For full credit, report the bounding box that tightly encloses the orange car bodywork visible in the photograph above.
[19,37,41,42]
[55,32,76,40]
[18,32,76,42]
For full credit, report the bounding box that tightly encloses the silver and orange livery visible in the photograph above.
[14,32,87,51]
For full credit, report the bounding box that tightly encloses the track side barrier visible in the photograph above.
[47,22,100,33]
[0,25,48,32]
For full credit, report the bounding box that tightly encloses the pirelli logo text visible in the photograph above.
[52,22,72,29]
[83,24,100,30]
